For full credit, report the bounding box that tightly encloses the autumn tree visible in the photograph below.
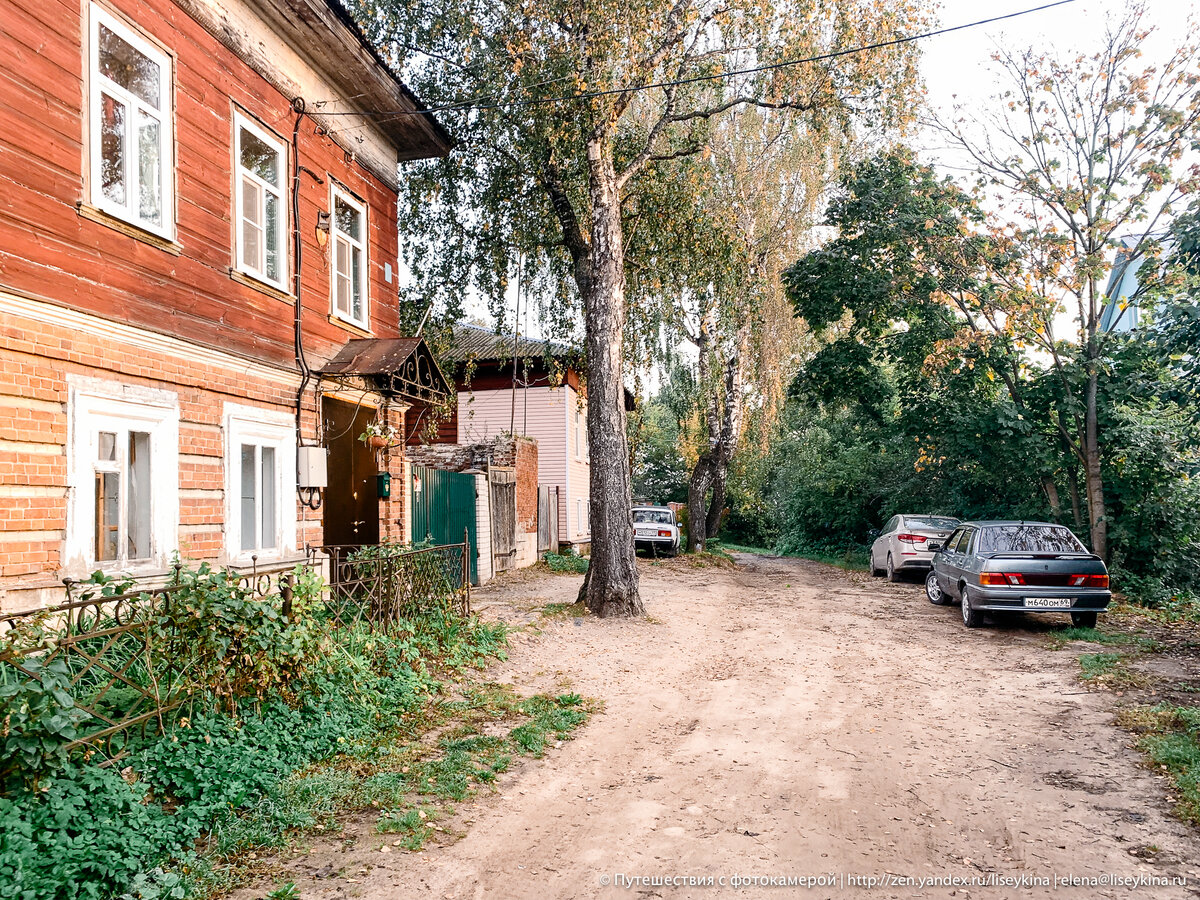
[352,0,930,613]
[933,2,1200,558]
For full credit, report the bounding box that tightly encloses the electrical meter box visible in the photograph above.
[297,446,328,489]
[376,472,392,499]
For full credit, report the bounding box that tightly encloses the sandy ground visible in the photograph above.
[236,553,1200,899]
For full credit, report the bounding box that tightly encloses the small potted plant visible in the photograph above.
[358,421,399,449]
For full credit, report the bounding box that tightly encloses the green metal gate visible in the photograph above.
[411,465,478,585]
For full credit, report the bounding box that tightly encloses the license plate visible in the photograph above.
[635,529,655,537]
[1024,597,1074,609]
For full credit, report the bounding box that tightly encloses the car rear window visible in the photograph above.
[904,516,958,530]
[633,509,673,525]
[977,525,1086,553]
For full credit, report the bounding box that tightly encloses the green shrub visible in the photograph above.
[0,656,89,790]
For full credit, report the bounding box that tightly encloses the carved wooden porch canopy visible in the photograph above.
[318,338,451,405]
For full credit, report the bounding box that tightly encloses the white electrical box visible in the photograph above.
[297,446,328,488]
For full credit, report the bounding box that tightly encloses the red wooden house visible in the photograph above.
[0,0,452,611]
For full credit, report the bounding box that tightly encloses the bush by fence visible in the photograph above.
[0,542,494,900]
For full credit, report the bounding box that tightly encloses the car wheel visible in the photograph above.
[869,549,882,577]
[1071,611,1098,629]
[961,585,985,628]
[926,571,947,605]
[886,553,901,583]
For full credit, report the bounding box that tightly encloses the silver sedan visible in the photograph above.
[869,515,960,582]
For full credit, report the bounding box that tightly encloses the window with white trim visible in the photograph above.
[330,186,368,328]
[224,405,296,561]
[67,381,179,574]
[574,403,582,460]
[88,5,173,237]
[234,113,287,289]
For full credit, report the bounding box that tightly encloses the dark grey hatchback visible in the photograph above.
[925,521,1111,629]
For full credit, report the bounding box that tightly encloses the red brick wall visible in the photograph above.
[0,300,326,611]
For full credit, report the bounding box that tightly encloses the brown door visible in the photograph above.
[322,397,380,548]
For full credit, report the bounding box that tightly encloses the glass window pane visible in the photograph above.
[97,23,161,110]
[98,431,117,461]
[264,192,279,281]
[100,93,127,205]
[239,127,278,185]
[260,447,276,550]
[240,444,257,552]
[242,178,262,271]
[95,471,120,561]
[127,431,151,559]
[334,196,360,241]
[137,112,161,225]
[350,246,362,320]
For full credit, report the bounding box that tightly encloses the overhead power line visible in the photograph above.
[313,0,1075,120]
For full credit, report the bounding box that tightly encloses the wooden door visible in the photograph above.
[489,468,517,572]
[322,397,379,548]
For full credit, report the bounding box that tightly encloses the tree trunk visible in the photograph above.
[1041,476,1062,523]
[687,454,715,553]
[576,139,642,617]
[1068,464,1083,529]
[706,465,727,539]
[1083,366,1108,559]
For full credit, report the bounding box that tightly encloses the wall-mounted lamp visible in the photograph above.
[315,210,331,248]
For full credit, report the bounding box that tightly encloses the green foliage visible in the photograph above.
[0,656,89,789]
[1127,705,1200,826]
[265,883,300,900]
[1079,653,1123,680]
[0,582,511,900]
[542,552,589,575]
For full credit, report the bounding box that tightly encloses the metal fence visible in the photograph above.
[313,541,471,628]
[0,542,470,757]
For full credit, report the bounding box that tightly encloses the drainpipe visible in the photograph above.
[291,97,322,510]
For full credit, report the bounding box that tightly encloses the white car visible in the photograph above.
[632,506,680,557]
[869,514,960,582]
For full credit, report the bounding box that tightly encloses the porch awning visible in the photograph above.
[319,338,451,404]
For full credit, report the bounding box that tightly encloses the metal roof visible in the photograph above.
[319,338,451,402]
[441,324,577,365]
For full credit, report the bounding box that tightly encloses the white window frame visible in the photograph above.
[233,112,289,291]
[329,184,369,329]
[574,401,582,460]
[87,4,174,239]
[224,404,297,564]
[66,378,179,575]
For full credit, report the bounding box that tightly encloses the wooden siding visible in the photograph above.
[0,0,404,372]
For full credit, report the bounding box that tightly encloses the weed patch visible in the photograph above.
[542,552,589,574]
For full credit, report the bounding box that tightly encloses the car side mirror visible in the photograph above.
[867,529,880,540]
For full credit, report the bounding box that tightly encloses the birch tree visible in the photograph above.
[934,3,1200,558]
[354,0,930,614]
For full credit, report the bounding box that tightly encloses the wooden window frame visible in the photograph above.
[329,183,369,330]
[87,4,174,240]
[233,112,289,292]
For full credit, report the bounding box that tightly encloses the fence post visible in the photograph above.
[462,526,471,615]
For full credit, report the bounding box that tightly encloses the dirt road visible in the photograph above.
[249,554,1200,898]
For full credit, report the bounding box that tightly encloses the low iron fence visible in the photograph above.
[313,541,470,629]
[0,542,470,758]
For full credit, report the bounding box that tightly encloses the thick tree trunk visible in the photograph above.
[688,454,715,553]
[1041,476,1062,523]
[1083,366,1108,559]
[576,139,642,617]
[706,466,727,539]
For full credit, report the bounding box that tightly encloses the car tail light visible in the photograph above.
[980,572,1026,586]
[658,530,671,537]
[1070,574,1109,588]
[897,533,927,544]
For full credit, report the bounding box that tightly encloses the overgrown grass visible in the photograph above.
[1078,651,1149,690]
[1115,704,1200,826]
[0,609,586,900]
[542,552,590,574]
[1048,625,1159,651]
[714,541,870,572]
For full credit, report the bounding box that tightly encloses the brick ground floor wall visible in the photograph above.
[0,291,413,613]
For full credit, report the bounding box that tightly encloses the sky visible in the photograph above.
[457,0,1199,344]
